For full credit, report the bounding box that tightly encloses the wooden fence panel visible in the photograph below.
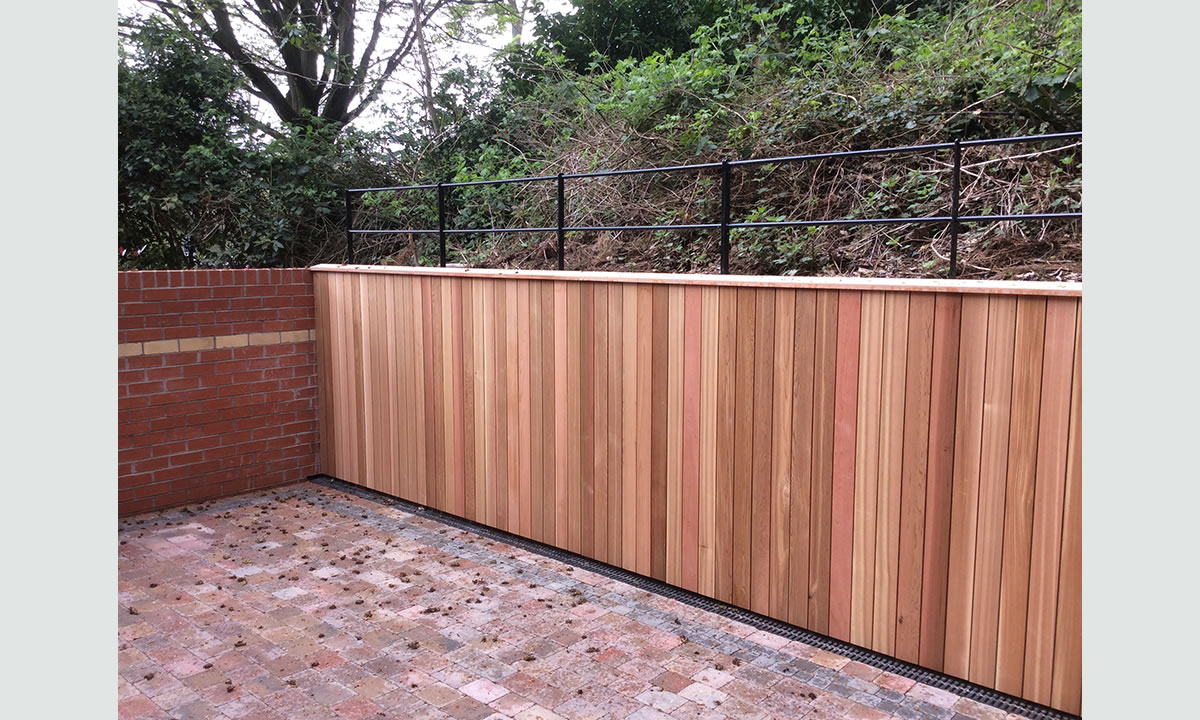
[944,294,989,678]
[919,292,961,671]
[896,293,934,664]
[311,266,1082,714]
[808,290,838,634]
[1022,297,1078,705]
[1052,309,1083,715]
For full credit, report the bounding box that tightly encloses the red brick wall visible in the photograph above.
[118,269,319,515]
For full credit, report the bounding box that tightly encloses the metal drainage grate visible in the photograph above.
[308,475,1078,720]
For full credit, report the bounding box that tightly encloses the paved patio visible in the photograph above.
[118,482,1026,720]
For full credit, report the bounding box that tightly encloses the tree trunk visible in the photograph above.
[507,0,522,41]
[415,1,441,135]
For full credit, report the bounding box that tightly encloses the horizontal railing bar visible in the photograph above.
[730,132,1083,169]
[353,227,558,235]
[733,217,951,228]
[567,223,722,231]
[351,162,725,193]
[348,183,440,192]
[347,132,1081,195]
[444,174,560,188]
[731,212,1081,229]
[958,212,1082,221]
[958,131,1082,148]
[368,223,726,235]
[444,227,558,234]
[354,224,720,235]
[731,144,956,168]
[564,162,724,180]
[350,213,1079,237]
[350,176,560,193]
[350,228,441,234]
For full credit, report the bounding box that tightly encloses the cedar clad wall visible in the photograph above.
[311,265,1082,714]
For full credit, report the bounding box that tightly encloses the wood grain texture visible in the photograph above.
[494,280,510,530]
[461,279,476,521]
[681,286,702,593]
[1021,297,1077,705]
[579,282,594,558]
[473,280,487,523]
[541,282,556,545]
[770,290,796,621]
[313,274,334,478]
[331,272,347,482]
[554,281,568,544]
[636,284,653,577]
[666,285,683,586]
[622,283,638,571]
[312,268,1080,713]
[829,290,862,642]
[732,287,757,609]
[332,272,348,473]
[1050,309,1082,715]
[481,280,496,524]
[651,285,670,581]
[698,287,719,597]
[995,296,1047,694]
[526,281,541,540]
[393,275,407,499]
[944,294,989,678]
[751,288,776,616]
[507,282,521,534]
[715,286,737,604]
[368,275,387,494]
[607,285,624,565]
[919,293,961,671]
[594,284,610,564]
[434,278,448,508]
[969,295,1017,685]
[566,282,580,550]
[808,290,838,634]
[451,279,467,517]
[512,282,529,536]
[896,293,934,664]
[385,277,401,499]
[352,273,368,486]
[788,290,816,629]
[872,292,909,654]
[851,291,884,647]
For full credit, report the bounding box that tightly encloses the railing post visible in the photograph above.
[437,182,447,267]
[949,139,961,279]
[557,173,565,271]
[344,189,354,264]
[719,160,731,274]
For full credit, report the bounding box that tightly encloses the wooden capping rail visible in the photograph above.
[309,264,1082,297]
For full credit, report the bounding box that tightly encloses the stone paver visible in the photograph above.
[118,483,1032,720]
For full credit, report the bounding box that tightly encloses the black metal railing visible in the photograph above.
[344,131,1081,278]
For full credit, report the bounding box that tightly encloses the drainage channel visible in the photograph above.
[309,475,1078,720]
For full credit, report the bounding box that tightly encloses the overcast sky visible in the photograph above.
[118,0,573,132]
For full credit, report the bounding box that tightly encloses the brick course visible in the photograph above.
[118,269,319,515]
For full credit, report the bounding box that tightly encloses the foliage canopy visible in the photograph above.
[120,0,1082,279]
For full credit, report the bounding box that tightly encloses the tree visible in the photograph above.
[141,0,500,131]
[119,16,260,268]
[531,0,727,72]
[528,1,956,73]
[120,15,401,270]
[498,0,541,42]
